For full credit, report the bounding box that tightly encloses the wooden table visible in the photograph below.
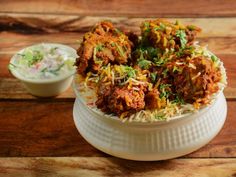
[0,0,236,176]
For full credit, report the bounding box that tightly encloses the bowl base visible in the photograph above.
[73,92,227,161]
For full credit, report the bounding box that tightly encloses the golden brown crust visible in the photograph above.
[75,21,133,75]
[76,19,223,117]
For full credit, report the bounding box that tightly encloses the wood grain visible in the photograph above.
[1,53,235,100]
[1,0,236,17]
[0,32,235,82]
[0,100,103,157]
[0,100,235,157]
[0,78,234,100]
[1,15,236,37]
[0,78,75,100]
[0,0,235,175]
[1,33,236,55]
[0,157,236,177]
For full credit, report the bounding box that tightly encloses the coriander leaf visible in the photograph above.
[40,67,48,73]
[123,66,136,78]
[110,42,115,47]
[150,72,157,83]
[162,68,168,77]
[24,51,33,61]
[155,114,166,120]
[159,84,171,98]
[176,30,187,49]
[211,55,218,62]
[172,95,185,104]
[114,28,121,34]
[147,47,158,58]
[143,22,150,29]
[49,47,58,55]
[154,57,167,66]
[172,65,182,73]
[159,23,166,30]
[23,50,43,66]
[142,22,151,38]
[48,63,65,75]
[187,25,196,31]
[176,48,184,57]
[138,59,152,70]
[8,63,16,70]
[154,26,161,31]
[153,23,166,31]
[96,44,104,51]
[175,20,180,25]
[137,49,152,69]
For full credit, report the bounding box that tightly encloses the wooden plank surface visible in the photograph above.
[1,78,235,100]
[1,0,236,17]
[0,100,235,157]
[0,157,236,177]
[1,15,236,37]
[0,78,75,100]
[1,1,236,175]
[0,27,235,99]
[1,53,235,100]
[1,32,236,54]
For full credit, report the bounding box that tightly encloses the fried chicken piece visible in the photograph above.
[95,79,113,112]
[140,19,201,50]
[145,88,161,109]
[125,31,140,49]
[167,56,221,104]
[107,85,145,115]
[76,21,133,74]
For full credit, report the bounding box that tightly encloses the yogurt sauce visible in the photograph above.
[9,43,76,80]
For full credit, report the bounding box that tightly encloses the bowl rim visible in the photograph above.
[72,77,224,125]
[9,43,77,84]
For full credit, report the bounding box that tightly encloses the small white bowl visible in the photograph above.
[9,43,77,97]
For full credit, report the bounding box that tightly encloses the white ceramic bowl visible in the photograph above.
[9,43,77,97]
[73,80,227,160]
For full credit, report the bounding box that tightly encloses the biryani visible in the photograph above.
[75,19,227,122]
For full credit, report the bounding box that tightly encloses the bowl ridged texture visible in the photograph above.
[73,92,227,161]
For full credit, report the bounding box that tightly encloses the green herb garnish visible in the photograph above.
[8,63,17,70]
[150,72,157,83]
[172,95,185,104]
[172,65,183,73]
[138,59,152,70]
[137,50,152,69]
[123,66,136,78]
[153,23,166,31]
[42,63,65,75]
[114,28,122,34]
[211,55,218,62]
[144,22,150,28]
[159,84,171,98]
[147,47,159,58]
[96,44,104,51]
[155,114,166,120]
[20,49,43,66]
[159,23,166,30]
[187,25,196,31]
[110,42,115,47]
[176,30,187,49]
[162,68,168,77]
[154,57,168,66]
[49,47,58,55]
